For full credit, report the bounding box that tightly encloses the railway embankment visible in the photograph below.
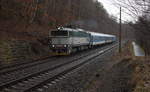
[131,42,150,92]
[0,39,49,66]
[85,41,150,92]
[0,41,149,92]
[132,57,150,92]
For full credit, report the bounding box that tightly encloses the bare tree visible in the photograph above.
[112,0,150,21]
[113,0,150,54]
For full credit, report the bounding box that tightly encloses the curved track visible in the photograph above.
[0,43,117,92]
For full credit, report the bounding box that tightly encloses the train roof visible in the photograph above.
[51,27,116,37]
[89,31,116,37]
[57,27,85,32]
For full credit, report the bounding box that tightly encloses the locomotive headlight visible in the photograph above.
[52,45,55,47]
[64,45,67,47]
[67,45,70,47]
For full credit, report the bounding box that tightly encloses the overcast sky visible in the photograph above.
[98,0,133,22]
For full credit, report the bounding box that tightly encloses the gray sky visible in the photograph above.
[98,0,133,22]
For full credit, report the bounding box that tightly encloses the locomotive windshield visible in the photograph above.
[51,31,68,36]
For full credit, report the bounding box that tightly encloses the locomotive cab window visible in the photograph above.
[51,31,68,36]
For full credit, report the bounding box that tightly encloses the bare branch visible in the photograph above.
[112,0,150,20]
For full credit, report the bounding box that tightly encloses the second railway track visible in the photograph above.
[0,56,57,75]
[0,43,114,75]
[0,43,117,92]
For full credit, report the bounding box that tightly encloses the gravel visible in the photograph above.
[0,43,115,86]
[39,46,117,92]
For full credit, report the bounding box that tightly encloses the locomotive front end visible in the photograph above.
[49,30,71,55]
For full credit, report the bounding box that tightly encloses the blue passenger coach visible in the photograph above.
[89,32,116,46]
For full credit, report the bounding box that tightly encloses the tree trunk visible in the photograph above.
[0,0,1,10]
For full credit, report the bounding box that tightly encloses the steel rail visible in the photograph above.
[0,43,117,92]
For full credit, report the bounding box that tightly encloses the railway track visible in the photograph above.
[0,43,117,92]
[0,56,57,75]
[0,56,52,71]
[0,43,115,75]
[0,42,109,74]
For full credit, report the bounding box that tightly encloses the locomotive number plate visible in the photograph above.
[56,45,63,47]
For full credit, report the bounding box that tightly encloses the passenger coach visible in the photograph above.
[89,32,116,46]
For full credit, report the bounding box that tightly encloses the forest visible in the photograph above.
[1,0,131,62]
[0,0,126,39]
[0,0,139,62]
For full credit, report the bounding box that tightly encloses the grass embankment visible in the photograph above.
[132,57,150,92]
[0,39,50,66]
[112,41,150,92]
[84,41,135,92]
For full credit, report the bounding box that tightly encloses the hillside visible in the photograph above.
[0,0,120,39]
[0,0,133,64]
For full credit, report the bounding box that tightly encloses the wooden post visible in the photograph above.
[119,7,122,53]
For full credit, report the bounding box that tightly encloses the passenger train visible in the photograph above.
[49,27,116,55]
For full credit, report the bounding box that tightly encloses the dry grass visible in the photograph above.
[116,41,150,92]
[111,41,133,62]
[132,58,150,92]
[0,39,50,66]
[111,41,150,92]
